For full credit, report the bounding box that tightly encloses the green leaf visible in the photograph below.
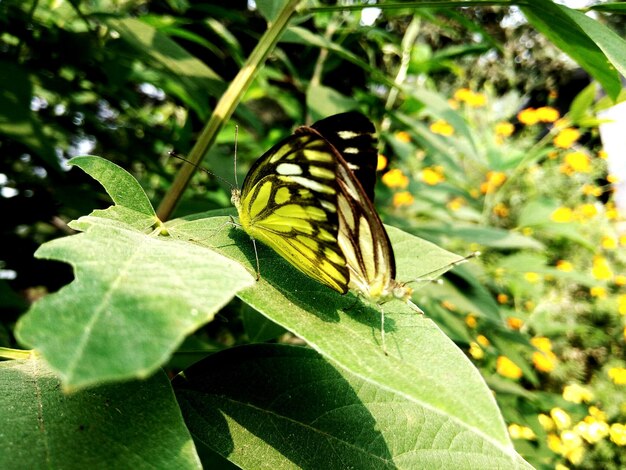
[242,305,287,343]
[521,3,623,100]
[168,216,518,453]
[104,17,224,120]
[175,344,530,468]
[0,61,59,170]
[568,82,598,126]
[589,3,626,13]
[422,263,503,323]
[431,224,545,250]
[306,84,360,122]
[15,159,254,389]
[0,358,201,469]
[65,156,159,233]
[407,88,477,157]
[69,156,156,217]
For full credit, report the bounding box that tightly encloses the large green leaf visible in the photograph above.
[15,157,254,390]
[167,214,517,453]
[522,3,623,100]
[0,357,201,469]
[104,17,225,120]
[175,344,530,469]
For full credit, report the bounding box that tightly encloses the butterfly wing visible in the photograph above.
[310,111,378,202]
[235,131,349,294]
[306,112,399,301]
[335,154,397,300]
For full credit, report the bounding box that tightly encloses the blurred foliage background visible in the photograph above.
[2,0,626,467]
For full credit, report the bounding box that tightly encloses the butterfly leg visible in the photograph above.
[250,237,261,281]
[380,305,388,356]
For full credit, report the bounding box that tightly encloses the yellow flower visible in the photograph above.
[619,294,626,315]
[533,350,557,372]
[469,342,484,360]
[524,272,540,283]
[554,464,569,470]
[620,235,626,246]
[476,334,490,347]
[392,191,414,208]
[495,122,514,137]
[614,275,626,286]
[522,227,533,236]
[430,119,454,136]
[563,384,593,404]
[575,418,609,444]
[492,202,509,218]
[601,235,617,249]
[453,88,473,102]
[551,408,572,430]
[538,414,555,431]
[563,151,591,173]
[561,430,585,464]
[382,168,409,189]
[607,173,619,184]
[441,300,456,311]
[554,128,581,149]
[598,149,608,159]
[605,203,620,220]
[582,184,602,197]
[447,98,459,110]
[507,317,523,330]
[592,256,613,280]
[536,106,560,122]
[508,424,536,440]
[465,314,477,328]
[518,108,539,125]
[447,196,465,211]
[590,286,607,298]
[420,166,445,185]
[497,293,509,304]
[551,207,573,222]
[376,154,388,171]
[588,406,606,421]
[577,203,598,219]
[556,260,574,272]
[465,92,487,107]
[497,355,523,379]
[395,131,411,143]
[608,367,626,385]
[531,336,552,352]
[610,423,626,446]
[480,171,507,194]
[524,300,535,311]
[547,433,562,453]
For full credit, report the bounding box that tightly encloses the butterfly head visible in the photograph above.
[391,280,413,303]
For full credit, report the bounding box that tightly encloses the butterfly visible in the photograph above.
[232,111,421,352]
[308,113,422,351]
[230,118,352,294]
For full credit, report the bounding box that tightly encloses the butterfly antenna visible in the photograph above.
[167,151,234,190]
[406,298,425,315]
[233,125,239,189]
[405,251,481,287]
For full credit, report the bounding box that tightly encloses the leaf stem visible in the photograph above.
[157,0,303,221]
[0,347,35,360]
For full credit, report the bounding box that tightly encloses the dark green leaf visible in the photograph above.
[175,344,531,469]
[0,358,201,469]
[522,3,622,100]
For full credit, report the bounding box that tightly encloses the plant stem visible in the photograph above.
[157,0,303,221]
